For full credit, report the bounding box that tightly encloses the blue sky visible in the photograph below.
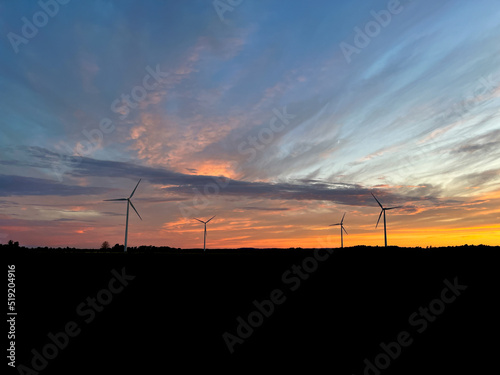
[1,0,499,248]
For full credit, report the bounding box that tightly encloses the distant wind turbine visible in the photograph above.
[371,192,402,247]
[104,179,142,252]
[330,212,348,248]
[193,215,216,251]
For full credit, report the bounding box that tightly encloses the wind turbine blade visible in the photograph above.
[376,210,383,228]
[386,206,403,210]
[329,223,341,226]
[193,218,204,223]
[342,227,348,235]
[103,198,127,201]
[129,179,142,198]
[341,212,346,224]
[206,215,216,223]
[371,192,383,209]
[129,200,142,220]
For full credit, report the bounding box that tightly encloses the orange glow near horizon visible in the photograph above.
[2,187,499,249]
[2,222,498,249]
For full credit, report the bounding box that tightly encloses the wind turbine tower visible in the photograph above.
[104,179,142,252]
[330,212,348,248]
[194,215,216,251]
[371,192,402,247]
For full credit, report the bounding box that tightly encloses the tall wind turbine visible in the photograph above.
[193,215,216,251]
[371,192,402,247]
[104,179,142,252]
[330,212,348,248]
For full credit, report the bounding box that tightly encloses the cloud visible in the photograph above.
[451,128,500,155]
[51,153,458,208]
[241,207,290,211]
[453,142,500,154]
[8,147,466,212]
[451,168,500,190]
[0,174,110,197]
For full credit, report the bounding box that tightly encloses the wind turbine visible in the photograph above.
[371,192,402,247]
[193,215,216,251]
[330,212,348,248]
[104,179,142,252]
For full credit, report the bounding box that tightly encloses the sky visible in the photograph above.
[0,0,499,249]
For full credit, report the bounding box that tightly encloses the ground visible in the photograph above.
[5,245,497,373]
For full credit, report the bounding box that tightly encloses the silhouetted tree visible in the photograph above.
[112,243,124,252]
[101,241,110,250]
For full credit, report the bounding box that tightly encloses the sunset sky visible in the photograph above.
[1,0,499,249]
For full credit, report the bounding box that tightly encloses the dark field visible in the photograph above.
[5,245,498,373]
